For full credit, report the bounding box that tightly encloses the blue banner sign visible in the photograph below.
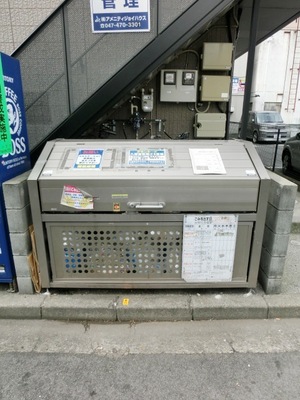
[0,52,31,181]
[90,0,150,33]
[0,52,31,283]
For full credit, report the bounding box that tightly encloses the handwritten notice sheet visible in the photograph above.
[182,214,238,282]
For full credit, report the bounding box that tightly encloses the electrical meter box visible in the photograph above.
[202,43,233,70]
[200,75,230,102]
[194,113,226,138]
[160,69,198,102]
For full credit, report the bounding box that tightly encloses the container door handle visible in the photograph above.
[127,202,165,209]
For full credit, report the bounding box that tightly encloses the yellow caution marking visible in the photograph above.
[122,298,129,306]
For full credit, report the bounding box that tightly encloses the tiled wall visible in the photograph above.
[0,0,64,55]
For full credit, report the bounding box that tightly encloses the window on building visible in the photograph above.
[264,102,282,113]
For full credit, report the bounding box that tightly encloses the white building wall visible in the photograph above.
[253,35,286,104]
[231,18,300,125]
[281,22,300,124]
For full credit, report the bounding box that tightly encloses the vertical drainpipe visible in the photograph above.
[62,6,72,115]
[239,0,261,139]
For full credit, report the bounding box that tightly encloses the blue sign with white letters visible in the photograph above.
[90,0,150,33]
[0,52,31,283]
[0,52,31,180]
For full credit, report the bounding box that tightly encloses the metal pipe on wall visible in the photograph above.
[239,0,261,139]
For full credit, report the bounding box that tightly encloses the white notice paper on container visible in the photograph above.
[182,214,238,282]
[189,148,226,174]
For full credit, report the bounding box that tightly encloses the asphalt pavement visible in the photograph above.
[2,319,300,400]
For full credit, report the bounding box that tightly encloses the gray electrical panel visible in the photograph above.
[200,75,231,101]
[202,42,233,70]
[160,69,198,102]
[28,140,270,290]
[194,113,226,138]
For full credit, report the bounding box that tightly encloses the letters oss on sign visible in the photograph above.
[0,52,30,177]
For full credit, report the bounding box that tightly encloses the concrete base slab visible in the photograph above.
[264,294,300,319]
[41,294,118,321]
[191,292,268,320]
[2,289,300,322]
[0,293,44,319]
[116,294,192,321]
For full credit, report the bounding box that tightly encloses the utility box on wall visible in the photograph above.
[202,42,233,70]
[200,75,230,102]
[160,69,198,102]
[194,113,226,138]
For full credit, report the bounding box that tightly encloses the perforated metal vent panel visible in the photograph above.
[47,222,183,281]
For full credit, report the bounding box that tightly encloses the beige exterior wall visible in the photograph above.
[0,0,64,55]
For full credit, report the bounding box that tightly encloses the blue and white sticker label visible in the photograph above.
[73,149,103,169]
[128,148,166,166]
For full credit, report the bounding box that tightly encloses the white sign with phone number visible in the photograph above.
[90,0,150,33]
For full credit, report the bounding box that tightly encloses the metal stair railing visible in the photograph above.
[13,0,236,163]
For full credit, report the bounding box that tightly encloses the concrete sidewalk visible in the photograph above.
[1,189,299,323]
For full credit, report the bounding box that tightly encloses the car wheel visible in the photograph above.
[252,131,259,143]
[282,152,292,175]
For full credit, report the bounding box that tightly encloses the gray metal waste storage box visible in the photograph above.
[28,139,270,289]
